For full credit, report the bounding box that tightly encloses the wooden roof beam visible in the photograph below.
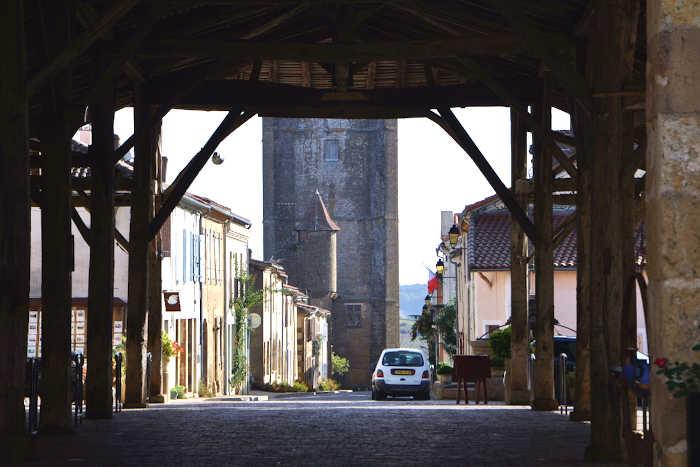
[450,57,578,181]
[76,2,148,83]
[144,79,541,115]
[240,3,309,40]
[488,0,592,113]
[142,35,521,62]
[28,0,142,95]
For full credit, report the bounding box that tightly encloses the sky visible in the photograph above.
[114,107,569,286]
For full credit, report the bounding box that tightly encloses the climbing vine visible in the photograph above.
[229,273,265,393]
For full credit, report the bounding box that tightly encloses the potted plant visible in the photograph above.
[436,363,453,384]
[654,327,700,465]
[161,331,179,399]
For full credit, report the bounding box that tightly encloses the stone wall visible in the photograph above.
[263,118,399,387]
[647,2,700,466]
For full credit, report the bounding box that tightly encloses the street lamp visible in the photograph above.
[448,224,460,248]
[435,258,445,277]
[424,294,432,307]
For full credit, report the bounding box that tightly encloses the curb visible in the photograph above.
[252,389,354,400]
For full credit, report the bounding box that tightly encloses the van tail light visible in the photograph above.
[421,370,430,380]
[376,369,384,378]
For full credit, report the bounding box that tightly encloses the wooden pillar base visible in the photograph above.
[122,402,149,409]
[0,435,33,464]
[149,395,166,403]
[507,390,531,406]
[532,398,558,411]
[569,409,591,422]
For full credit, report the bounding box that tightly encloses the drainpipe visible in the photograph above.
[222,222,228,395]
[198,213,204,394]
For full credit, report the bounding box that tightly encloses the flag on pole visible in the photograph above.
[427,270,439,294]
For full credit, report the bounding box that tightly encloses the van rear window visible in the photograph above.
[381,351,424,367]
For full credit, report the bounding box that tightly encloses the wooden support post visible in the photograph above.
[508,108,530,405]
[0,0,31,456]
[428,107,537,242]
[85,64,116,419]
[124,88,156,408]
[148,147,164,403]
[531,77,557,411]
[621,110,638,431]
[585,1,639,461]
[570,96,592,422]
[38,4,74,432]
[147,238,163,402]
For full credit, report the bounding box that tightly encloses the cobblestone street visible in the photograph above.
[24,392,594,466]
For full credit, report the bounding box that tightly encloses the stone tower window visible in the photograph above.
[344,303,363,327]
[323,138,340,162]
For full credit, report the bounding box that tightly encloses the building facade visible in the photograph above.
[161,193,251,397]
[262,118,399,387]
[248,259,295,386]
[448,197,648,355]
[27,139,129,359]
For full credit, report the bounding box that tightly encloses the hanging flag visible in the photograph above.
[427,270,439,294]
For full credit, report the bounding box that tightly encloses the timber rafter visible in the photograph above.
[23,0,616,134]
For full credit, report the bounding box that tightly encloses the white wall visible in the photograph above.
[29,206,130,300]
[466,268,649,353]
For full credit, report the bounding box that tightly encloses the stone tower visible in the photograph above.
[263,118,399,387]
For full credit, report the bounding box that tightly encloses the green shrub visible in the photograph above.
[254,381,312,393]
[331,352,350,378]
[292,381,310,392]
[173,385,186,399]
[198,382,213,398]
[318,379,340,391]
[489,326,511,369]
[436,363,453,375]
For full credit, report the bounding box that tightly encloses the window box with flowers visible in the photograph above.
[654,329,700,465]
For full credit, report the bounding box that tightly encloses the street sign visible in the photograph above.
[163,291,181,312]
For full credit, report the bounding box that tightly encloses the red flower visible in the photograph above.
[655,357,668,368]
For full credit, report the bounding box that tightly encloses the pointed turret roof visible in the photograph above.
[297,190,340,232]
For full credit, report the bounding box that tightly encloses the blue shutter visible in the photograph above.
[181,229,187,283]
[189,232,195,281]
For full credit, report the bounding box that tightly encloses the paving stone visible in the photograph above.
[22,392,596,466]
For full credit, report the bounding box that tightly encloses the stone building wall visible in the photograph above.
[263,118,399,387]
[647,2,700,465]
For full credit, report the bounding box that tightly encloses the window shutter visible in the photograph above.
[193,231,200,282]
[161,216,171,257]
[181,229,187,283]
[199,233,205,282]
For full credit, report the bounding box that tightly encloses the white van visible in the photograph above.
[371,348,431,400]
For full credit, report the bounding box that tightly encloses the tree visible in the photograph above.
[411,299,458,365]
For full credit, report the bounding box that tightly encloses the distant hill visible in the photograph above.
[399,283,427,319]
